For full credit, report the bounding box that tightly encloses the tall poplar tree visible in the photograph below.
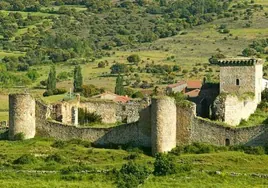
[47,65,56,92]
[115,74,124,95]
[74,65,83,92]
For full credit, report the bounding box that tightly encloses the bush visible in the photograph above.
[153,153,176,176]
[53,88,67,95]
[51,140,68,149]
[60,165,93,175]
[127,54,141,64]
[124,153,140,160]
[45,153,64,163]
[67,139,91,148]
[13,154,36,164]
[117,161,151,188]
[43,90,53,97]
[13,132,25,141]
[132,91,144,98]
[78,108,102,125]
[43,88,67,97]
[230,145,265,155]
[184,143,215,154]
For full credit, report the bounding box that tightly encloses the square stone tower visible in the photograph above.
[219,58,263,102]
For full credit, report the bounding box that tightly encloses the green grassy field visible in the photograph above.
[0,138,268,187]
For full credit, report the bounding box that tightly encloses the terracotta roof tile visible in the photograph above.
[186,80,202,89]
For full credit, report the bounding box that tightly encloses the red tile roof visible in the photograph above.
[92,92,131,103]
[185,89,200,98]
[186,80,202,89]
[114,95,131,103]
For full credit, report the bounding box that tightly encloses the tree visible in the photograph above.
[115,75,124,95]
[242,48,257,57]
[47,65,56,92]
[73,65,83,92]
[127,54,141,64]
[110,63,129,74]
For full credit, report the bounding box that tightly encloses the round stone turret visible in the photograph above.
[151,97,177,155]
[9,93,36,140]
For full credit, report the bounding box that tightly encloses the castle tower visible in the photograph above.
[9,94,36,140]
[219,58,263,102]
[213,58,264,126]
[151,97,176,155]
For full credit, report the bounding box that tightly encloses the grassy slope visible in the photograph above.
[1,138,268,187]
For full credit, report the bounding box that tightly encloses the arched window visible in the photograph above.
[236,79,240,86]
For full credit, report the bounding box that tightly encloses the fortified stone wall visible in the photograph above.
[176,103,196,145]
[36,120,151,147]
[151,97,176,155]
[213,95,257,126]
[8,93,268,155]
[191,118,235,145]
[9,94,36,140]
[191,118,268,146]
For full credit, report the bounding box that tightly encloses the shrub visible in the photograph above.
[117,161,151,188]
[43,90,53,97]
[132,91,144,98]
[230,145,265,155]
[53,88,67,95]
[184,143,215,154]
[13,132,25,141]
[51,140,68,149]
[124,153,140,160]
[45,153,64,163]
[60,165,93,175]
[78,108,102,125]
[153,153,176,176]
[13,154,36,164]
[67,139,91,148]
[127,54,141,64]
[98,61,106,68]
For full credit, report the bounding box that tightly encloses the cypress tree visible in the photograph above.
[115,74,124,95]
[47,65,56,92]
[74,65,83,92]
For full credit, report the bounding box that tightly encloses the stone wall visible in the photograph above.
[52,100,146,125]
[176,103,196,145]
[9,94,36,140]
[36,120,151,147]
[220,65,256,94]
[191,118,236,145]
[213,95,257,126]
[191,118,268,146]
[151,97,176,155]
